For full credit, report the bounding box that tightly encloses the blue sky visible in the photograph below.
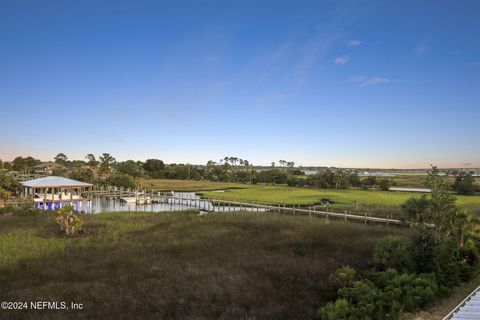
[1,0,479,168]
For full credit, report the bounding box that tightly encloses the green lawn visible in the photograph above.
[201,185,480,217]
[0,211,409,319]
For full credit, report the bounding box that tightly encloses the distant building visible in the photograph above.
[33,162,61,176]
[21,176,93,211]
[389,187,431,193]
[9,171,36,181]
[359,172,395,177]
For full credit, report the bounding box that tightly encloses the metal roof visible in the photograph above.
[444,285,480,319]
[21,176,92,188]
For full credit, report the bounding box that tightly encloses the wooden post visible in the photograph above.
[364,212,367,224]
[344,210,347,221]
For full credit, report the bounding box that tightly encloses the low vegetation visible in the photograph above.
[201,184,480,218]
[316,167,480,319]
[0,211,410,319]
[142,178,243,192]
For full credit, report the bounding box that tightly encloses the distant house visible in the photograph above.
[33,162,61,176]
[10,171,36,181]
[389,187,431,193]
[360,171,395,177]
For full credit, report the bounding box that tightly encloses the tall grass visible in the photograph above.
[0,211,411,319]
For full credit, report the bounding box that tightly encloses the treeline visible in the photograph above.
[0,155,477,194]
[317,167,480,319]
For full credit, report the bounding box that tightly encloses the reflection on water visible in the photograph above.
[74,192,267,214]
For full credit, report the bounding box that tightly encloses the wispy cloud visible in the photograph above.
[350,76,391,86]
[346,39,362,47]
[292,34,340,87]
[334,55,349,65]
[414,36,431,56]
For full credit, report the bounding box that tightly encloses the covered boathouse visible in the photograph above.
[21,176,93,211]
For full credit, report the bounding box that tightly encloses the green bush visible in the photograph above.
[410,230,436,273]
[105,173,136,189]
[457,241,479,281]
[338,279,381,319]
[432,238,461,288]
[411,232,479,285]
[329,265,356,288]
[316,298,351,320]
[374,236,413,272]
[0,201,38,216]
[319,225,480,320]
[379,179,392,191]
[318,270,438,320]
[287,176,299,187]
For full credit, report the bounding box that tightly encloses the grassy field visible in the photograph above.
[138,179,480,218]
[391,175,480,188]
[140,179,243,192]
[0,211,410,320]
[391,175,428,188]
[201,185,480,217]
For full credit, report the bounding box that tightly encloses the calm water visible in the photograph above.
[53,192,268,214]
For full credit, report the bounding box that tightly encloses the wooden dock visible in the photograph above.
[2,185,406,227]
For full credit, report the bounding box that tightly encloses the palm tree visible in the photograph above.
[401,195,431,227]
[451,209,480,248]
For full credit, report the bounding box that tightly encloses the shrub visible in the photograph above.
[410,230,436,273]
[432,238,461,288]
[374,236,413,272]
[56,205,83,236]
[379,179,392,191]
[329,266,357,288]
[0,201,38,216]
[457,241,479,281]
[317,298,351,320]
[382,272,438,312]
[337,279,381,319]
[287,176,299,187]
[318,270,439,320]
[106,173,136,189]
[0,187,12,200]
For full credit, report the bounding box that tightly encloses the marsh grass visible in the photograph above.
[0,211,411,319]
[201,185,480,218]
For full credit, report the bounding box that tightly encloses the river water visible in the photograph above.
[48,192,268,214]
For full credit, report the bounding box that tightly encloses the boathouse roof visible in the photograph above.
[21,176,92,188]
